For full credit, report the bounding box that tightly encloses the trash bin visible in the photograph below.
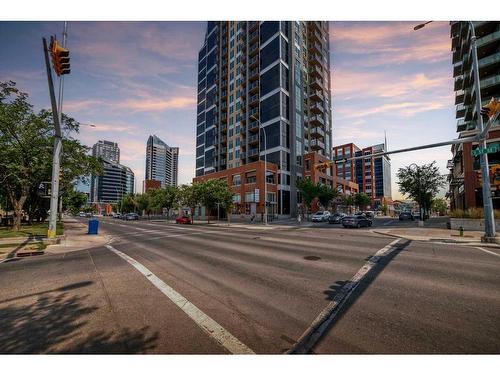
[88,219,99,235]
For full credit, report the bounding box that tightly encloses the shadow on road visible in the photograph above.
[317,239,412,348]
[0,289,158,354]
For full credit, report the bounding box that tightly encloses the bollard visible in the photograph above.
[459,226,464,237]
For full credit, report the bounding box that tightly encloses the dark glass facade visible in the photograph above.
[195,21,332,216]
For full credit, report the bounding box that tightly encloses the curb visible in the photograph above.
[371,230,500,248]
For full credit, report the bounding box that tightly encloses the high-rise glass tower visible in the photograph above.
[145,135,179,187]
[195,21,332,215]
[448,21,500,210]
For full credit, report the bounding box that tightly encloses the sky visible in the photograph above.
[0,21,455,200]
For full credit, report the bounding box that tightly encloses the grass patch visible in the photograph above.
[0,222,64,239]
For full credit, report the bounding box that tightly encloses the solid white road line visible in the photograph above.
[474,246,500,258]
[287,238,402,354]
[105,244,254,354]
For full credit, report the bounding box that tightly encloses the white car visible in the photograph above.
[312,211,331,222]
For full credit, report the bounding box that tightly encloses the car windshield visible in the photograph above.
[315,212,323,215]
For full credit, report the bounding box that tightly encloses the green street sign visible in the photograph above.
[472,144,500,157]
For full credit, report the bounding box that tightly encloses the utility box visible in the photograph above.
[88,219,99,235]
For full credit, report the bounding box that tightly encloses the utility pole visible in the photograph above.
[44,22,70,239]
[469,22,496,241]
[43,37,62,239]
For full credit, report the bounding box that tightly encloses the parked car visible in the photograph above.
[85,213,93,218]
[328,213,346,224]
[399,211,414,221]
[342,215,372,228]
[364,211,375,218]
[78,212,86,217]
[176,215,192,224]
[312,211,331,222]
[112,212,122,219]
[124,213,139,221]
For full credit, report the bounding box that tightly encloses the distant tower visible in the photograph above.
[92,140,120,163]
[145,135,179,187]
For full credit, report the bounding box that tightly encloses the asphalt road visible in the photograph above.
[0,217,498,354]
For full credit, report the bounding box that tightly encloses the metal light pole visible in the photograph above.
[414,21,497,241]
[250,115,268,225]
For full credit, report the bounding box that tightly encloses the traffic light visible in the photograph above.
[315,161,331,171]
[50,37,70,76]
[480,97,500,118]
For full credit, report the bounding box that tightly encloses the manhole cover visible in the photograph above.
[303,255,321,261]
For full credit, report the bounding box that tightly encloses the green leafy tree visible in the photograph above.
[296,178,318,215]
[197,179,234,223]
[396,162,446,220]
[119,193,137,214]
[354,193,371,211]
[431,198,448,216]
[341,194,355,214]
[381,203,388,216]
[136,193,153,218]
[62,185,88,215]
[178,184,202,223]
[316,183,339,210]
[151,186,179,220]
[0,81,100,230]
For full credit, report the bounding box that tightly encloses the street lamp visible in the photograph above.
[250,115,268,225]
[415,21,497,241]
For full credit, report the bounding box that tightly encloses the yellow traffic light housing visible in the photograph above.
[315,161,331,171]
[50,37,70,76]
[481,97,500,118]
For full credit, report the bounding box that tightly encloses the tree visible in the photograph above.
[354,193,371,211]
[151,186,179,220]
[381,203,389,216]
[178,184,202,223]
[62,185,88,215]
[0,81,100,230]
[296,178,318,215]
[341,194,355,214]
[431,198,448,216]
[196,179,234,224]
[396,162,446,220]
[316,183,339,210]
[136,192,153,219]
[119,193,137,214]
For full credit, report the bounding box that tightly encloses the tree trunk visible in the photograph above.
[11,195,27,231]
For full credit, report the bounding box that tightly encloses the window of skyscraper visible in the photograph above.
[260,64,280,96]
[206,50,216,70]
[205,128,215,147]
[280,36,289,64]
[207,31,217,51]
[260,21,279,44]
[262,121,280,150]
[206,69,216,88]
[260,92,280,123]
[260,37,279,70]
[281,64,289,91]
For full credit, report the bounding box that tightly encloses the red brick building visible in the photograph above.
[143,179,161,193]
[193,160,278,217]
[303,152,359,194]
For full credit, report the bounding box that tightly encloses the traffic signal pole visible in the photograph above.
[43,37,62,239]
[470,22,496,241]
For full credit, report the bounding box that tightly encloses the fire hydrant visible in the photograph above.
[459,226,464,237]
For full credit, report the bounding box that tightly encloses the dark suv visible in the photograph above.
[399,212,414,221]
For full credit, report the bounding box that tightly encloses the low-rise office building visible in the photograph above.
[193,160,278,219]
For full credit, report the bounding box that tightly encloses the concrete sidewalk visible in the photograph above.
[45,217,110,255]
[371,227,500,246]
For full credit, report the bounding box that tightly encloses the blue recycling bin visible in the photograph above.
[88,219,99,235]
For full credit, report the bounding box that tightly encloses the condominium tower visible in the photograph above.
[333,142,392,208]
[92,140,120,163]
[145,135,179,187]
[447,21,500,210]
[195,21,332,215]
